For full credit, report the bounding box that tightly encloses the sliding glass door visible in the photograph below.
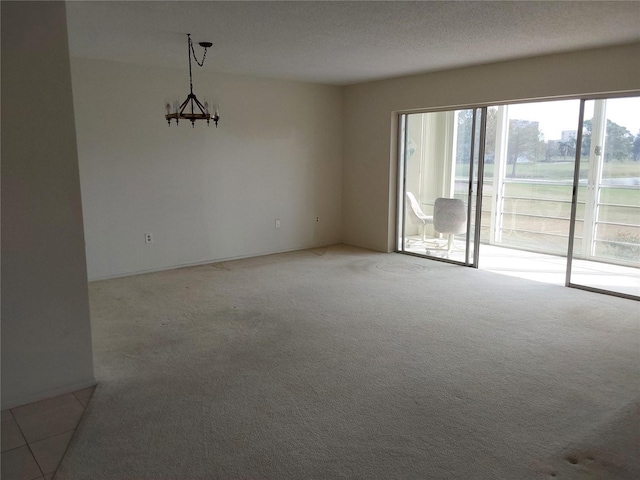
[567,96,640,298]
[478,100,583,286]
[482,101,580,254]
[398,108,485,266]
[398,94,639,299]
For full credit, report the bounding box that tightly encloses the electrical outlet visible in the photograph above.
[275,219,281,229]
[144,233,153,244]
[316,216,320,223]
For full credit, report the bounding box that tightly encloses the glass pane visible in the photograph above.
[569,97,640,297]
[400,109,475,264]
[479,100,583,287]
[495,100,579,256]
[480,107,496,245]
[467,108,484,263]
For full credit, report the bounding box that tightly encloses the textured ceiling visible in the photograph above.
[66,1,640,85]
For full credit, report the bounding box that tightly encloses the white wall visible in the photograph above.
[71,59,343,280]
[343,43,640,252]
[1,1,95,408]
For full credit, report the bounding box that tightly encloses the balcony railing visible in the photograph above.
[478,178,639,267]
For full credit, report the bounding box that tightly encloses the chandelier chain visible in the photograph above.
[190,40,208,67]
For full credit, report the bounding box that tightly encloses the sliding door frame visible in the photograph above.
[472,107,488,267]
[397,108,485,267]
[396,114,408,253]
[566,96,640,301]
[396,90,640,299]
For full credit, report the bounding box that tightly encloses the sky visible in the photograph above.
[505,97,640,141]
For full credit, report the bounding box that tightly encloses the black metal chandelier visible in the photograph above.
[165,34,220,127]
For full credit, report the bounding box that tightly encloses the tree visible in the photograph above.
[581,119,592,157]
[558,138,576,160]
[581,119,634,162]
[484,108,498,162]
[633,132,640,161]
[604,120,633,162]
[455,108,498,165]
[506,119,543,177]
[455,110,474,165]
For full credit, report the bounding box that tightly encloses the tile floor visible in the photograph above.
[1,386,95,480]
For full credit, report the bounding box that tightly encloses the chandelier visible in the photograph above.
[165,34,220,127]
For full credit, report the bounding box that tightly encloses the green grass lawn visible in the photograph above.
[459,157,640,180]
[456,158,640,216]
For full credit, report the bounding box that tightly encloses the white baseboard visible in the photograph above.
[87,243,343,282]
[2,378,98,410]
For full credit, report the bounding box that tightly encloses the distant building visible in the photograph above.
[561,130,577,143]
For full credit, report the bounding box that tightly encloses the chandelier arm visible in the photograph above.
[178,96,191,115]
[192,96,208,115]
[177,95,208,116]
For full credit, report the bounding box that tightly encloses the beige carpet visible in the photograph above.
[56,245,639,479]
